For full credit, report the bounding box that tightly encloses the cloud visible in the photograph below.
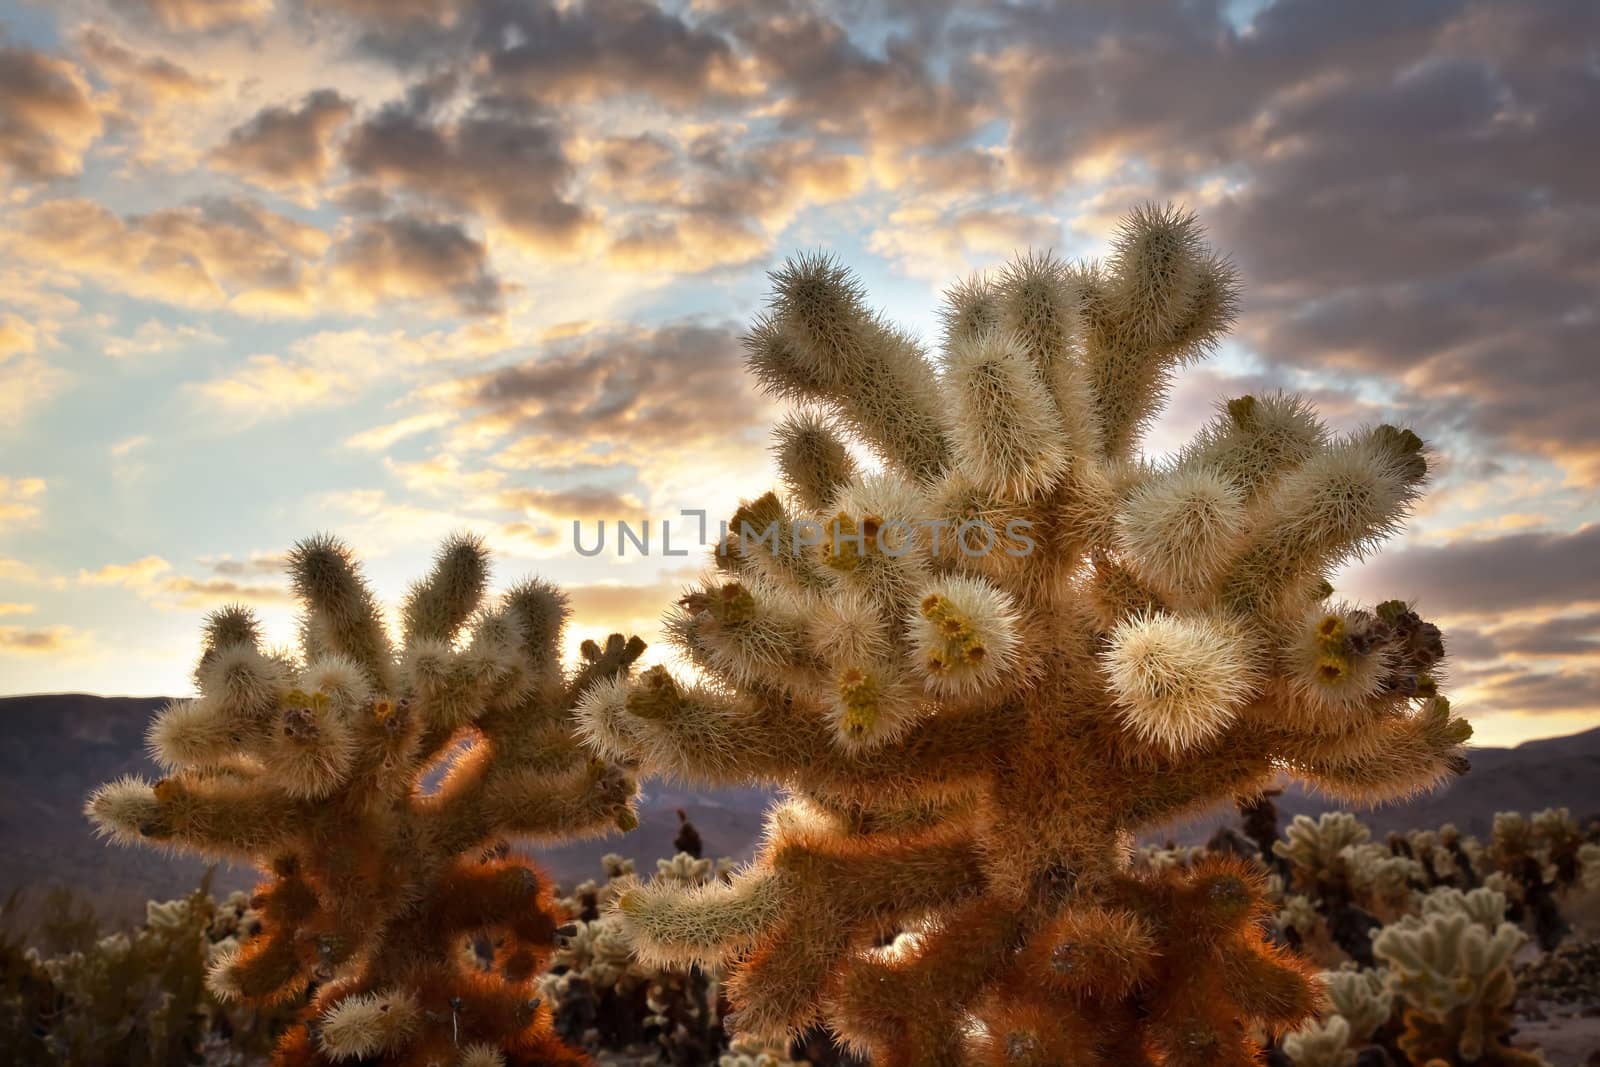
[78,555,173,587]
[345,411,457,451]
[495,485,643,521]
[343,100,595,254]
[711,2,984,148]
[566,577,686,627]
[11,199,508,321]
[193,325,502,424]
[0,476,46,529]
[0,557,56,586]
[472,0,750,106]
[75,27,217,104]
[1344,524,1600,616]
[108,0,274,32]
[328,213,507,317]
[0,602,34,616]
[0,44,103,181]
[211,88,355,198]
[1477,613,1600,660]
[600,136,868,273]
[1459,664,1600,716]
[76,553,290,608]
[867,205,1063,281]
[111,434,151,457]
[11,196,327,313]
[0,624,92,655]
[104,319,223,359]
[154,575,293,609]
[0,313,36,357]
[0,350,64,425]
[202,552,288,578]
[425,321,771,466]
[973,1,1600,473]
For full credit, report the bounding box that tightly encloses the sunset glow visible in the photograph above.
[2,0,1596,746]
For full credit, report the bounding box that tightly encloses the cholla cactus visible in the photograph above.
[1372,886,1547,1066]
[1275,803,1425,970]
[577,204,1472,1063]
[1282,967,1394,1067]
[1281,1016,1356,1067]
[542,851,732,1062]
[87,534,644,1066]
[1580,842,1600,893]
[720,1034,806,1067]
[1132,843,1205,871]
[1402,828,1468,887]
[1485,808,1585,948]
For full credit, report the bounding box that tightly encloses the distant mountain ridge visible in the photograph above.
[3,694,1597,923]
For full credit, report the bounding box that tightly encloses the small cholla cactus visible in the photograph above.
[1282,966,1395,1067]
[1275,813,1424,964]
[543,851,732,1063]
[87,534,645,1066]
[1580,842,1600,893]
[577,205,1471,1063]
[1373,886,1548,1066]
[1280,1016,1356,1067]
[720,1034,807,1067]
[1485,808,1586,949]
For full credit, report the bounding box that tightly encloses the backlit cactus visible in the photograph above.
[542,850,733,1062]
[87,533,645,1066]
[576,205,1472,1063]
[1372,887,1549,1066]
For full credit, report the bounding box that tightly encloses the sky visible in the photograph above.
[0,0,1596,748]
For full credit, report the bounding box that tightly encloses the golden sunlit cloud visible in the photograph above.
[75,554,290,610]
[0,476,46,529]
[0,44,103,182]
[345,411,458,452]
[0,623,92,656]
[210,89,355,201]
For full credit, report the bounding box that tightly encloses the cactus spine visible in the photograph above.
[576,204,1472,1064]
[88,533,645,1065]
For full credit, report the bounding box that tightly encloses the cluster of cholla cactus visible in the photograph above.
[87,534,645,1066]
[1274,813,1425,966]
[0,874,285,1066]
[541,850,733,1063]
[575,204,1474,1064]
[1480,809,1588,949]
[1285,885,1549,1067]
[1280,811,1600,960]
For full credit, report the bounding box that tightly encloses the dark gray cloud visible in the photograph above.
[473,0,744,105]
[449,322,771,456]
[1458,664,1600,715]
[1346,525,1600,616]
[329,214,506,318]
[706,1,983,146]
[0,44,102,181]
[983,1,1600,471]
[1486,614,1600,659]
[343,98,593,252]
[212,88,355,194]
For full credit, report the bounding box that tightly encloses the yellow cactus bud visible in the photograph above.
[1315,653,1350,684]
